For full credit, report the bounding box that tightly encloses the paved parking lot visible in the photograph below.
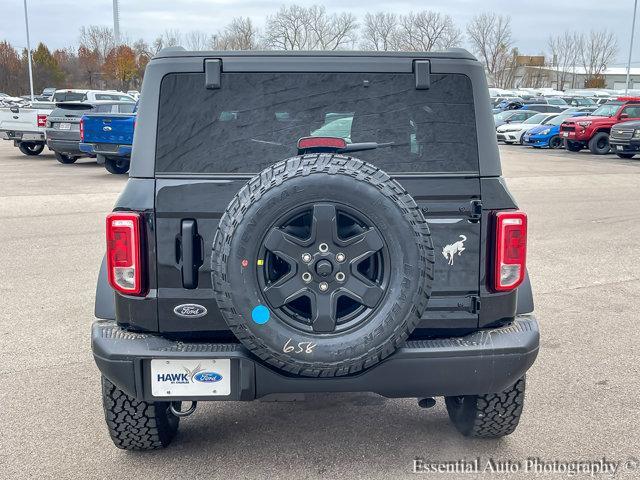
[1,141,639,479]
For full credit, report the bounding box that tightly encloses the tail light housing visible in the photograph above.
[106,212,145,295]
[493,211,527,292]
[79,119,84,141]
[37,114,47,127]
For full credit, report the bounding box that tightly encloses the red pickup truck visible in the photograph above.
[560,97,640,154]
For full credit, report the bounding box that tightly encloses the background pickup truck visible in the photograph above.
[79,109,136,174]
[560,97,640,154]
[0,101,54,155]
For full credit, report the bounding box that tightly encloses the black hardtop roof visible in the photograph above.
[152,47,477,61]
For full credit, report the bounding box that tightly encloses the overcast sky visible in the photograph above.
[1,0,638,65]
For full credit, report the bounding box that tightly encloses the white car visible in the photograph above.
[496,113,558,144]
[51,89,136,103]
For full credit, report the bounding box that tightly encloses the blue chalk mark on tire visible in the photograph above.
[251,305,270,325]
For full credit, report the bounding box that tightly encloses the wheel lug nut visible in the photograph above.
[318,243,329,253]
[336,253,346,263]
[302,253,312,263]
[335,272,345,282]
[319,282,329,292]
[302,272,312,283]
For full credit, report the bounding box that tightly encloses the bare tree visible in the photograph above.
[360,12,399,51]
[78,25,115,60]
[211,17,260,50]
[306,6,357,50]
[466,13,512,75]
[263,5,312,50]
[263,5,357,50]
[152,29,183,54]
[548,32,583,90]
[492,47,519,88]
[185,31,210,51]
[581,29,618,86]
[396,11,461,51]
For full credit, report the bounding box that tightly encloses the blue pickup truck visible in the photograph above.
[79,105,136,174]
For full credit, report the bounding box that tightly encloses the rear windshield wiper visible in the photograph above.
[339,141,394,153]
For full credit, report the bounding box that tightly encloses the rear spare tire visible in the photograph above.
[212,154,434,377]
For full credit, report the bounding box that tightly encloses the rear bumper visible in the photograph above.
[0,130,44,142]
[46,139,85,156]
[92,315,540,401]
[79,142,132,157]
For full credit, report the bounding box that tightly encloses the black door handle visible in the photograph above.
[180,219,201,289]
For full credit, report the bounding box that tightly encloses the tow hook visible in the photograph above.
[418,397,436,409]
[169,401,197,417]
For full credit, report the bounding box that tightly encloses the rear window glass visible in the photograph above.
[95,94,134,102]
[94,104,115,113]
[117,103,136,113]
[155,72,478,174]
[53,92,86,102]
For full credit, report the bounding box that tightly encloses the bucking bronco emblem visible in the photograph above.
[442,235,467,265]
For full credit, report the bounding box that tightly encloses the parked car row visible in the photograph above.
[0,88,137,174]
[494,95,640,158]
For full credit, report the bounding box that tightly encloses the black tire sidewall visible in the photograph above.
[214,158,433,375]
[105,157,130,174]
[55,152,76,164]
[549,136,562,149]
[18,142,44,155]
[589,132,610,154]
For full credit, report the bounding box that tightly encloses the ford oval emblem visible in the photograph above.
[173,304,208,318]
[103,125,112,131]
[193,371,223,383]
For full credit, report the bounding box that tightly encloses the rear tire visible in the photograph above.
[18,142,44,156]
[616,152,635,159]
[445,376,526,438]
[549,136,563,149]
[54,152,77,164]
[104,157,130,174]
[588,132,610,155]
[101,376,179,450]
[564,140,582,152]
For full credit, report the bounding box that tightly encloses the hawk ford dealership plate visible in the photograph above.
[151,359,231,397]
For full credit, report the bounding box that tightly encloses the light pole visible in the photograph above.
[113,0,120,45]
[23,0,34,101]
[626,0,638,94]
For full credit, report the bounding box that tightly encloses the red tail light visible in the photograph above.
[79,119,84,141]
[493,211,527,292]
[106,212,144,295]
[298,136,347,150]
[37,114,47,128]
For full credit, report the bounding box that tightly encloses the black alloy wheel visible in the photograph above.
[258,203,389,334]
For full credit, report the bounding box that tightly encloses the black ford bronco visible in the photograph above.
[92,49,539,450]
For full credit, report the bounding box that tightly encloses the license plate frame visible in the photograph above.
[150,358,231,397]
